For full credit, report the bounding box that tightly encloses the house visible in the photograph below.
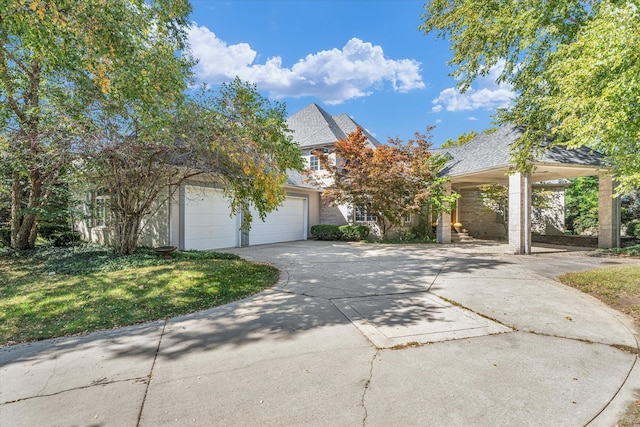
[286,103,387,228]
[78,170,321,251]
[78,102,377,251]
[78,104,619,254]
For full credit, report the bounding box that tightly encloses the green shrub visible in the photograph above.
[39,224,81,247]
[311,224,342,240]
[597,244,640,257]
[338,225,370,241]
[627,220,640,240]
[311,224,370,241]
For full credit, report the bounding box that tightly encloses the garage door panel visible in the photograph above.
[184,186,239,250]
[249,197,306,246]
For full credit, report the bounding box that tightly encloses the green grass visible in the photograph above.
[559,266,640,319]
[0,246,279,345]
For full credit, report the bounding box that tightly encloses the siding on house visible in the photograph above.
[77,188,170,248]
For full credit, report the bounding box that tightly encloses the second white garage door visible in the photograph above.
[249,197,307,246]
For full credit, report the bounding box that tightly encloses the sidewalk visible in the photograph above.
[2,241,639,426]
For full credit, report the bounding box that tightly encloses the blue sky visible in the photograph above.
[187,0,514,147]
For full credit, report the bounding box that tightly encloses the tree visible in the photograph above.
[317,127,456,238]
[0,0,192,249]
[564,176,599,235]
[420,0,640,192]
[202,79,305,230]
[442,130,478,148]
[87,80,304,255]
[563,177,640,237]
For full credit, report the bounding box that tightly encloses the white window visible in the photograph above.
[355,204,377,222]
[309,154,320,170]
[308,147,329,171]
[403,213,412,223]
[93,192,111,227]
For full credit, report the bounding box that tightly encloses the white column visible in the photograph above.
[508,172,532,254]
[598,174,621,249]
[437,182,452,244]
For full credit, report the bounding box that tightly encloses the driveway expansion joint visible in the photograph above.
[524,329,640,351]
[433,294,519,331]
[585,352,639,426]
[135,318,167,427]
[426,257,450,292]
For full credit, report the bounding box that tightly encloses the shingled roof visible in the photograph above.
[286,103,381,149]
[439,124,604,179]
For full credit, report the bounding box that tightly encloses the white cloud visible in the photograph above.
[466,116,478,121]
[187,24,425,104]
[431,62,514,112]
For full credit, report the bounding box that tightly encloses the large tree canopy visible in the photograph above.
[1,2,303,255]
[420,0,640,192]
[84,78,304,256]
[442,130,478,148]
[0,0,192,249]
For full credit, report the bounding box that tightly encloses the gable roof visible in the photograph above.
[439,124,604,180]
[286,103,381,149]
[332,113,381,147]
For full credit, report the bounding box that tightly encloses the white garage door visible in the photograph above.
[249,197,306,246]
[184,186,239,250]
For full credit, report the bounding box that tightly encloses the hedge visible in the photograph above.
[338,225,370,241]
[310,225,342,240]
[311,224,369,241]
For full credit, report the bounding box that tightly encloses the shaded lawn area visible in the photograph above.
[0,246,279,345]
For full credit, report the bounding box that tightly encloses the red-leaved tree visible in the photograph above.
[316,127,457,238]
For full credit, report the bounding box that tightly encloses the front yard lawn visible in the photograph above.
[559,265,640,321]
[0,246,279,345]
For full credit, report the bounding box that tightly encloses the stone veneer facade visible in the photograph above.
[455,184,566,241]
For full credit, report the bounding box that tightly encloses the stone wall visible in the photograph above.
[319,193,349,225]
[456,185,566,241]
[531,185,566,235]
[457,188,507,240]
[532,234,598,247]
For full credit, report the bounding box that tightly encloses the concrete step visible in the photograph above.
[452,232,474,242]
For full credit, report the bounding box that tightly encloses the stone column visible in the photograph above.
[437,182,452,244]
[598,174,621,248]
[508,172,532,254]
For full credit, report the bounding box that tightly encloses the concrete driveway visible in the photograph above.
[2,241,640,426]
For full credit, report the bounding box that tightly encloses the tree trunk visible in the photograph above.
[10,173,21,248]
[11,170,47,250]
[10,60,43,250]
[11,175,40,250]
[112,213,142,255]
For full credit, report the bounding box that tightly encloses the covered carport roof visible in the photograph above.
[437,125,606,187]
